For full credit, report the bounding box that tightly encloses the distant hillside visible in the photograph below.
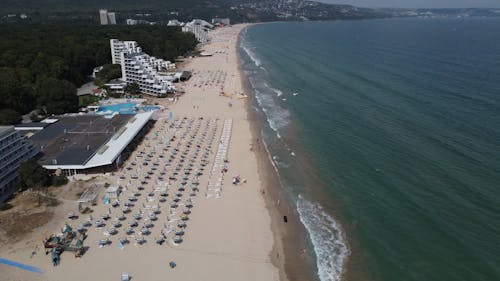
[0,0,388,23]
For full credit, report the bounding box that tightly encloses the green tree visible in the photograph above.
[0,109,22,125]
[35,77,78,115]
[17,159,51,205]
[95,64,122,85]
[0,24,198,115]
[78,95,99,107]
[124,82,141,95]
[52,174,68,187]
[0,67,36,114]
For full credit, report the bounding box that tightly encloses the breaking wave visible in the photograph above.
[271,87,283,97]
[241,45,261,67]
[254,88,290,138]
[297,195,350,281]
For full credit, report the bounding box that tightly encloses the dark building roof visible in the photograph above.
[30,114,132,166]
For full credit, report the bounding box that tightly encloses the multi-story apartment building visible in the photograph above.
[110,39,176,97]
[0,126,39,203]
[99,9,109,25]
[107,12,116,25]
[182,19,213,44]
[99,9,117,25]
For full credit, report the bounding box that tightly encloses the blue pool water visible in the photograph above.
[97,102,160,115]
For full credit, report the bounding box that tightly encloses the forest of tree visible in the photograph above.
[0,24,197,124]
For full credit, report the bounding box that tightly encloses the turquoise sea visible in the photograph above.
[239,18,500,281]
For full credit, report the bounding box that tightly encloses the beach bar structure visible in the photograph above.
[30,112,153,175]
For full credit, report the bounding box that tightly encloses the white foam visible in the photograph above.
[254,89,290,138]
[272,87,283,97]
[241,45,261,67]
[297,195,350,281]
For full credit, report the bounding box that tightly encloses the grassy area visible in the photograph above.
[79,95,100,107]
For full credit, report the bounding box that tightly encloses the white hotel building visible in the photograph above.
[182,19,213,44]
[110,39,176,97]
[0,126,38,203]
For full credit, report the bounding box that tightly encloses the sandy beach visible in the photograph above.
[0,24,284,281]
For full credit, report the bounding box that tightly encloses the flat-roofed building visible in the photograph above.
[30,112,153,175]
[0,126,39,203]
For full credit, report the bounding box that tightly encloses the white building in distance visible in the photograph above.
[182,19,214,44]
[110,39,176,97]
[212,18,230,25]
[107,12,116,25]
[167,19,184,27]
[100,9,117,25]
[126,18,156,25]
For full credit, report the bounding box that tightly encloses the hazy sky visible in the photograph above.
[320,0,500,8]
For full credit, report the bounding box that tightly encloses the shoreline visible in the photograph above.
[238,25,320,281]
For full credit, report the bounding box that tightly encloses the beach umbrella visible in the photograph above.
[106,227,117,235]
[99,238,111,246]
[135,236,146,244]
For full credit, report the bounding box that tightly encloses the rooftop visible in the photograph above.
[31,112,153,169]
[31,114,132,167]
[14,122,51,130]
[0,126,14,138]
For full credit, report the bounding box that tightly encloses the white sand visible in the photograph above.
[0,24,281,281]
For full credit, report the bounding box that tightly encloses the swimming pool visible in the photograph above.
[97,102,161,115]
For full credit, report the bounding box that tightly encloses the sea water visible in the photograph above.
[239,18,500,281]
